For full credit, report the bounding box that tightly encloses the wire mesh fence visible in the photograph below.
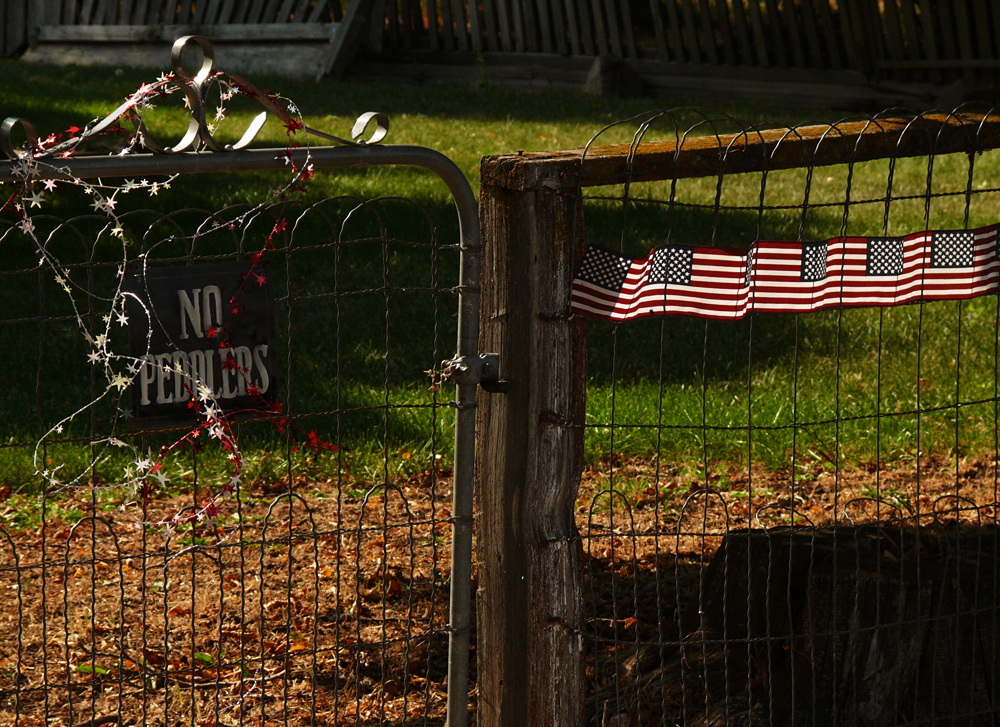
[0,195,466,725]
[566,108,1000,726]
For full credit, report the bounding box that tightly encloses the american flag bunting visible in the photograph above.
[570,223,1000,322]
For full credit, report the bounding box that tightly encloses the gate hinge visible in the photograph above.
[439,353,508,393]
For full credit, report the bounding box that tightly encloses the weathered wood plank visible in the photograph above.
[647,0,668,61]
[548,0,566,55]
[438,0,455,50]
[368,0,387,52]
[577,0,595,55]
[79,0,97,24]
[714,0,736,65]
[762,0,787,66]
[952,0,974,82]
[589,0,607,55]
[662,0,684,62]
[246,0,269,23]
[38,23,336,42]
[780,0,805,68]
[678,0,699,63]
[275,0,297,22]
[214,0,236,24]
[496,0,513,52]
[561,0,580,55]
[467,0,483,52]
[481,113,1000,193]
[478,0,495,50]
[426,0,441,50]
[812,0,841,69]
[477,174,587,727]
[451,0,469,51]
[384,0,400,48]
[536,0,553,54]
[797,0,823,68]
[398,0,414,49]
[744,0,768,66]
[306,0,330,21]
[696,0,717,65]
[727,0,751,64]
[970,0,992,77]
[916,0,940,82]
[604,0,623,57]
[880,0,905,67]
[520,0,537,53]
[619,0,636,58]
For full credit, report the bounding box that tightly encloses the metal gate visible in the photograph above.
[0,36,481,727]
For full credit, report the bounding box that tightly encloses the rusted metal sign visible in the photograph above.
[126,261,277,425]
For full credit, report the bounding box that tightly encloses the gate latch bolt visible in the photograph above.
[440,353,508,392]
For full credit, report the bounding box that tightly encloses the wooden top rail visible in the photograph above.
[480,113,1000,193]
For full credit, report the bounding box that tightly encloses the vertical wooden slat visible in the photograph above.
[61,0,76,23]
[714,0,736,65]
[797,0,823,68]
[881,0,906,67]
[497,0,513,52]
[915,0,939,82]
[577,0,595,55]
[590,0,609,55]
[696,0,718,65]
[520,0,537,52]
[935,0,958,66]
[603,0,623,57]
[214,0,236,24]
[970,1,993,72]
[179,0,199,23]
[509,0,525,52]
[663,0,684,61]
[468,0,483,52]
[744,0,769,66]
[780,0,805,68]
[535,0,553,53]
[562,0,581,55]
[813,0,841,69]
[762,0,787,66]
[306,0,334,21]
[648,0,669,60]
[480,0,498,50]
[678,0,700,63]
[384,0,400,49]
[619,0,637,58]
[397,0,414,48]
[897,0,921,63]
[368,0,387,52]
[450,0,468,51]
[549,0,567,55]
[79,0,97,23]
[274,0,297,22]
[427,0,442,50]
[952,0,975,82]
[438,0,454,50]
[729,0,754,64]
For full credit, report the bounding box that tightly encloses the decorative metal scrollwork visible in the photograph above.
[1,35,389,161]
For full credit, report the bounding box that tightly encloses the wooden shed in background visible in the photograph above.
[3,1,999,108]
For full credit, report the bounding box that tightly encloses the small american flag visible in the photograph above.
[570,223,1000,322]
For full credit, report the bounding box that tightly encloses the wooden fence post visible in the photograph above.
[476,160,587,727]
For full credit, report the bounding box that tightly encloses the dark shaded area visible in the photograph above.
[590,524,1000,726]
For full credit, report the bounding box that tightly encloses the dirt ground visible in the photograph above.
[0,453,996,726]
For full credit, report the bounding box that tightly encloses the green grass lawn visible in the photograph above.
[1,57,997,499]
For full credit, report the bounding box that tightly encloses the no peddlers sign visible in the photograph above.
[125,261,278,426]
